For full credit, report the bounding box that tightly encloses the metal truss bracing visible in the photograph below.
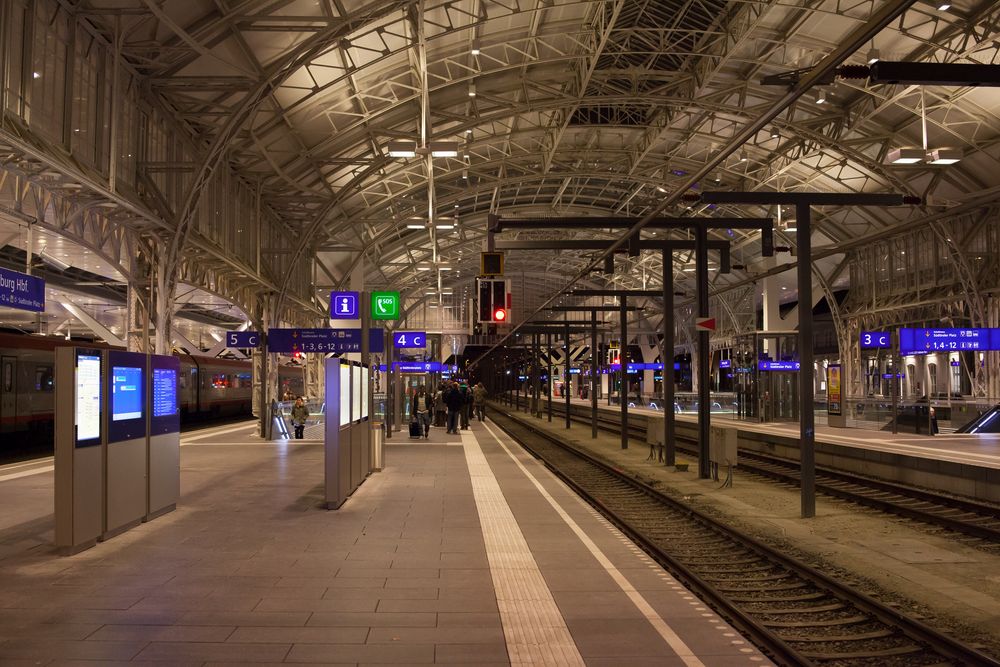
[0,0,997,377]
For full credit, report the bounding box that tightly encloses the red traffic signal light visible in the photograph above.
[492,307,507,322]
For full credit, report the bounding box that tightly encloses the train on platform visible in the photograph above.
[0,331,304,461]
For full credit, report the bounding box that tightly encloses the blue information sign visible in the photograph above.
[0,267,44,312]
[329,291,360,319]
[759,360,800,371]
[394,361,442,373]
[624,362,681,373]
[226,331,260,348]
[268,328,385,354]
[719,359,732,369]
[899,328,1000,353]
[860,331,891,349]
[393,331,426,348]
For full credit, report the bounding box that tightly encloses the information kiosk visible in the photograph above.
[54,347,105,554]
[105,350,147,537]
[324,358,370,508]
[148,355,180,518]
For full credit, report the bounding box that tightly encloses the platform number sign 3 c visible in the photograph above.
[860,331,891,349]
[371,291,400,320]
[394,332,426,349]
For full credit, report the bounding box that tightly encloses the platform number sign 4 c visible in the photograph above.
[371,291,400,321]
[394,332,426,349]
[330,291,359,319]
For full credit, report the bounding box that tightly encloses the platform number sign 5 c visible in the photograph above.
[394,332,426,349]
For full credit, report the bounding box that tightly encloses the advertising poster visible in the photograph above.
[827,363,842,416]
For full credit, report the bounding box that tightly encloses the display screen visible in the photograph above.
[758,360,800,371]
[899,328,1000,353]
[152,368,178,417]
[352,365,363,422]
[75,352,102,444]
[361,367,369,419]
[112,366,143,421]
[339,364,351,426]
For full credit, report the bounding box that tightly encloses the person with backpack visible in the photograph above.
[410,385,433,438]
[459,381,472,430]
[434,383,448,427]
[445,381,464,434]
[290,397,309,439]
[472,382,488,422]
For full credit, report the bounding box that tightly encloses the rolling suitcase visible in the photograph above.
[409,419,423,438]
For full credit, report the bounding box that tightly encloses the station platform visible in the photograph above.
[518,395,1000,502]
[0,420,771,665]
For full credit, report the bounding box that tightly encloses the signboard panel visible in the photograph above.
[859,331,891,349]
[719,359,732,369]
[370,291,400,320]
[329,291,360,319]
[226,331,259,348]
[107,350,147,443]
[268,328,361,354]
[758,360,800,371]
[394,361,442,373]
[150,355,181,435]
[0,267,45,312]
[899,328,1000,353]
[393,331,426,348]
[75,349,102,447]
[827,364,842,416]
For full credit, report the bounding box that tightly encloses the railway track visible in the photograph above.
[533,400,1000,547]
[490,406,1000,667]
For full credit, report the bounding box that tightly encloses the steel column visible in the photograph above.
[532,333,541,417]
[591,310,598,439]
[797,204,816,518]
[620,297,628,450]
[564,320,571,428]
[696,223,710,478]
[662,250,675,466]
[547,333,553,422]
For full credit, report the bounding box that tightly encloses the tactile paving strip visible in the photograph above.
[461,431,586,666]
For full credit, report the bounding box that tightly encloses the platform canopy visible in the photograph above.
[0,0,997,344]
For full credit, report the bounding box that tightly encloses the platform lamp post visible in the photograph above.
[685,191,919,517]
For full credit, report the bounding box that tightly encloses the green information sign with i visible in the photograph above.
[370,291,400,320]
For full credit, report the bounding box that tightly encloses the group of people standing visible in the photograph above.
[410,381,488,438]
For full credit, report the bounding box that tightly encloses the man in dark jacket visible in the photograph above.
[459,382,472,430]
[445,381,464,434]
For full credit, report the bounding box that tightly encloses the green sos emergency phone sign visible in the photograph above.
[370,291,400,320]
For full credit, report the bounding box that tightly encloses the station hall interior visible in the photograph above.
[1,0,1000,665]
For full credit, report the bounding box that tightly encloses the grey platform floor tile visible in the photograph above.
[178,610,311,626]
[88,623,236,642]
[565,618,676,657]
[432,642,510,664]
[134,640,294,662]
[285,642,436,664]
[255,597,379,613]
[131,594,263,612]
[366,627,504,644]
[323,586,439,601]
[434,612,502,628]
[375,598,497,614]
[307,611,436,627]
[0,639,147,661]
[228,626,369,643]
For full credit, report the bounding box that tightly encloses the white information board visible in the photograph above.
[339,363,351,426]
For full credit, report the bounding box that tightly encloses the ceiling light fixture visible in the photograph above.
[738,150,747,162]
[471,40,481,55]
[428,141,460,158]
[468,82,476,97]
[435,223,454,230]
[815,88,828,104]
[926,148,962,165]
[937,2,950,10]
[405,223,426,229]
[887,147,924,164]
[388,140,417,158]
[770,127,780,139]
[867,48,880,64]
